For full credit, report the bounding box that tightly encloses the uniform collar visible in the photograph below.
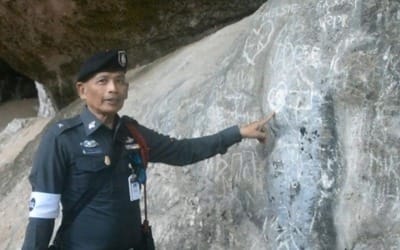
[80,106,120,136]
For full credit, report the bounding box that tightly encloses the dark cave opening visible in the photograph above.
[0,58,39,131]
[0,58,37,103]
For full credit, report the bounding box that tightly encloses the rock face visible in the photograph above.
[1,0,399,249]
[0,0,265,107]
[121,0,400,249]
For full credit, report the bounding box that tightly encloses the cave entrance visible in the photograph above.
[0,58,39,131]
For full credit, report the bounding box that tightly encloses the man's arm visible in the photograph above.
[137,125,241,166]
[135,112,275,166]
[22,125,68,249]
[22,218,54,250]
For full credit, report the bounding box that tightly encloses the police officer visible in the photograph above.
[22,49,274,250]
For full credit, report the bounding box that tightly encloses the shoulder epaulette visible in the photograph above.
[50,115,82,135]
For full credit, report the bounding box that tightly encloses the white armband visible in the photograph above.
[29,192,61,219]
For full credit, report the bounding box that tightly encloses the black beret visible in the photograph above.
[77,49,128,82]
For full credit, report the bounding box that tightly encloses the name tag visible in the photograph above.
[128,175,141,201]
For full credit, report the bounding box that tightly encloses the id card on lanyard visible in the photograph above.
[128,174,141,201]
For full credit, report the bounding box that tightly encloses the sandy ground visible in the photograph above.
[0,98,47,168]
[0,98,39,131]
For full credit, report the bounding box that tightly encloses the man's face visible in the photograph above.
[76,71,128,117]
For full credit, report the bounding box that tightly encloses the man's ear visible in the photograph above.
[76,82,86,100]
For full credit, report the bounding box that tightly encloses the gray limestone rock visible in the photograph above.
[121,1,400,249]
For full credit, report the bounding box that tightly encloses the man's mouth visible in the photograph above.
[103,97,120,104]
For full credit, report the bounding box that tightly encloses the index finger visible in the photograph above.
[260,112,275,125]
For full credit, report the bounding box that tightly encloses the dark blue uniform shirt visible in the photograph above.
[22,107,242,250]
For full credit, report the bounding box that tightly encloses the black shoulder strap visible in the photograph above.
[57,166,114,231]
[51,119,124,247]
[52,168,117,247]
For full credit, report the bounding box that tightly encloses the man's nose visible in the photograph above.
[107,80,118,92]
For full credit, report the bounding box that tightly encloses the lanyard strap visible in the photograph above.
[122,116,152,231]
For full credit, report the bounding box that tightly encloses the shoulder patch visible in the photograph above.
[50,115,82,135]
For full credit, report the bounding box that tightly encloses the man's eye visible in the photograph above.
[115,78,127,85]
[117,79,125,84]
[97,78,107,84]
